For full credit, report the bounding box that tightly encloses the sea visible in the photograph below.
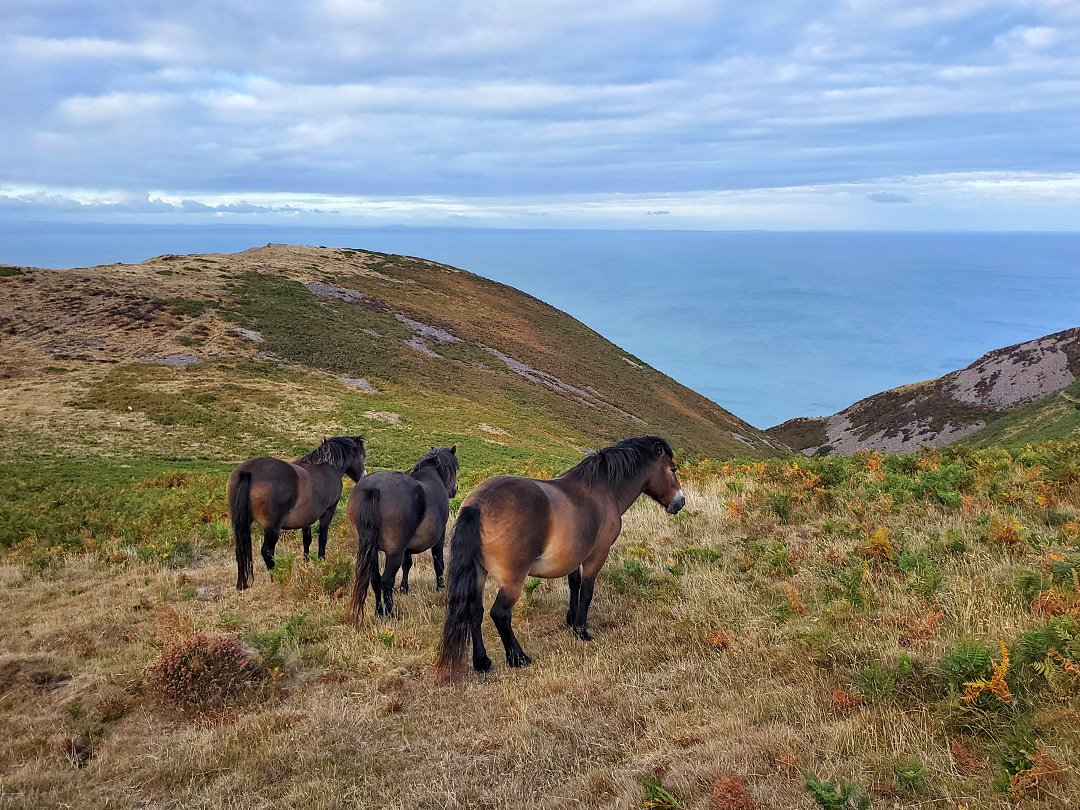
[3,223,1079,430]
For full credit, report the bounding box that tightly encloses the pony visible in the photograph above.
[227,435,366,590]
[347,446,459,620]
[436,436,683,679]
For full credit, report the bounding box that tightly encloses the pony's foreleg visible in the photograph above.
[572,550,611,641]
[490,582,530,667]
[566,568,581,628]
[431,535,446,590]
[317,506,335,560]
[260,526,280,579]
[571,578,595,641]
[400,552,413,593]
[302,526,313,561]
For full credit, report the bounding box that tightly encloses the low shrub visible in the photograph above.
[147,632,264,707]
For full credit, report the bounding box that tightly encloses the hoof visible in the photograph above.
[399,583,410,594]
[573,627,593,642]
[474,655,492,672]
[435,579,444,591]
[566,610,574,627]
[506,650,532,668]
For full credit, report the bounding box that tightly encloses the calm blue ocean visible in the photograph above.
[3,223,1079,429]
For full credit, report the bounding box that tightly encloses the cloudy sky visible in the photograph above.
[3,0,1080,229]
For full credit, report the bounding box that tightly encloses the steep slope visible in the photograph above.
[0,244,782,470]
[767,327,1080,455]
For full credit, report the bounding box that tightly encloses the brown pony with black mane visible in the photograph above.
[436,435,684,680]
[228,435,366,590]
[348,446,459,620]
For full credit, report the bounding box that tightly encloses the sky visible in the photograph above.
[3,0,1080,230]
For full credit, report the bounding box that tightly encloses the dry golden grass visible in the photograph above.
[3,454,1080,809]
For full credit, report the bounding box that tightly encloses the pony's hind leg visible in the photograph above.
[379,549,405,616]
[490,582,530,667]
[400,551,413,593]
[370,550,385,616]
[302,525,313,561]
[260,526,281,579]
[471,566,491,672]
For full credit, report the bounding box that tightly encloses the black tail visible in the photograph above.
[349,488,381,622]
[436,506,483,681]
[230,471,254,590]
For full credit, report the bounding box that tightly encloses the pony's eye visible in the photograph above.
[672,465,679,473]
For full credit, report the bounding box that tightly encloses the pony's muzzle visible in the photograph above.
[666,490,686,514]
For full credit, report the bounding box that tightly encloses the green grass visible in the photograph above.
[0,265,25,277]
[0,458,232,564]
[157,297,214,318]
[963,380,1080,448]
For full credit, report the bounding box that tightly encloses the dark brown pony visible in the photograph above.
[436,436,684,679]
[227,436,366,590]
[348,446,459,620]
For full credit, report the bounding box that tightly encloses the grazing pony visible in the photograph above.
[348,446,459,620]
[228,435,366,590]
[436,436,684,679]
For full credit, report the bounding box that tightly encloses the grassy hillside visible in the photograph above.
[4,441,1080,808]
[961,380,1080,449]
[769,328,1080,456]
[0,243,779,472]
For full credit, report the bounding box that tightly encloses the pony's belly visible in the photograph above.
[528,551,578,579]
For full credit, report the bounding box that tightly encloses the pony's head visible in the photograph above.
[640,437,685,514]
[343,435,367,482]
[299,435,366,480]
[411,445,459,497]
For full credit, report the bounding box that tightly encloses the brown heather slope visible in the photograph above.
[0,244,782,467]
[768,327,1080,455]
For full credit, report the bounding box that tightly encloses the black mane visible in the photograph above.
[560,436,673,486]
[298,435,365,467]
[409,447,459,488]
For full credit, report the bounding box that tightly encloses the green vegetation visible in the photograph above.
[963,379,1080,448]
[0,265,25,277]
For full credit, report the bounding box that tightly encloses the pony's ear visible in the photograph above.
[654,441,665,456]
[450,445,456,455]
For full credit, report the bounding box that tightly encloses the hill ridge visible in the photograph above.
[767,326,1080,454]
[0,243,783,468]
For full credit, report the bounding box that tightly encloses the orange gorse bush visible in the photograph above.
[783,582,805,614]
[712,774,763,810]
[831,689,862,712]
[1008,741,1066,800]
[704,630,731,651]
